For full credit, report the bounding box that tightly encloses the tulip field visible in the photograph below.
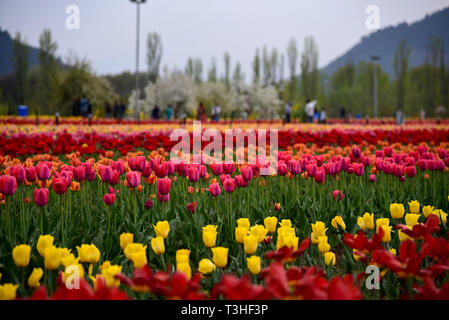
[2,118,449,300]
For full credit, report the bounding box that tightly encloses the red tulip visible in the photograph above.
[25,166,37,182]
[210,163,223,176]
[158,192,170,203]
[0,175,17,196]
[154,161,168,178]
[405,166,417,177]
[126,171,141,188]
[235,175,248,187]
[223,162,236,175]
[142,163,153,177]
[73,166,86,182]
[332,190,343,201]
[157,177,172,195]
[186,201,198,214]
[277,161,288,176]
[34,188,49,206]
[353,163,364,176]
[240,166,253,181]
[52,177,68,194]
[103,193,116,205]
[144,199,154,210]
[314,168,325,184]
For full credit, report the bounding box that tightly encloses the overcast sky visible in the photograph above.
[1,0,448,79]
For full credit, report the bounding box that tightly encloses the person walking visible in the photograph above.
[165,105,173,121]
[305,99,316,123]
[319,107,326,124]
[197,102,207,122]
[211,102,221,122]
[284,102,292,123]
[105,102,112,118]
[152,105,160,120]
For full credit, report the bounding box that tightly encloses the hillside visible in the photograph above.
[322,7,449,76]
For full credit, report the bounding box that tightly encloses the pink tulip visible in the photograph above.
[314,168,325,184]
[157,177,172,195]
[0,175,17,196]
[128,156,146,172]
[52,177,68,195]
[223,178,236,193]
[208,182,221,197]
[36,163,51,181]
[277,161,288,176]
[369,174,376,182]
[210,163,223,176]
[34,188,49,206]
[73,165,86,182]
[126,171,141,188]
[11,165,26,183]
[235,175,248,188]
[187,166,200,183]
[100,166,114,184]
[158,192,170,203]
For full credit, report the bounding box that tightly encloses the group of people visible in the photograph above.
[72,97,92,118]
[197,102,221,122]
[151,105,173,120]
[105,100,127,121]
[284,100,326,124]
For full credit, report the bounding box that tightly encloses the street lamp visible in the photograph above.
[371,55,380,118]
[130,0,146,121]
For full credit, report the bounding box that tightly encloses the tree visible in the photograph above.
[146,32,163,83]
[232,61,244,90]
[279,53,285,85]
[393,39,410,112]
[12,32,29,108]
[262,45,271,86]
[270,48,278,85]
[38,29,59,112]
[300,36,319,101]
[185,57,203,84]
[208,58,217,82]
[252,49,260,85]
[223,52,231,90]
[286,38,298,81]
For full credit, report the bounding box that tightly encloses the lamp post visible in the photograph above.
[130,0,146,121]
[371,55,380,118]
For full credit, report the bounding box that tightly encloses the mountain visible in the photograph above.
[322,7,449,77]
[0,27,40,76]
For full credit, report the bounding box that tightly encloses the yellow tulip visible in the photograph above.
[212,247,228,268]
[390,248,397,255]
[235,227,249,243]
[311,221,327,244]
[12,244,31,267]
[61,253,79,268]
[176,249,190,264]
[376,218,390,233]
[398,228,413,242]
[324,252,336,266]
[243,235,259,255]
[198,259,216,275]
[422,205,434,217]
[250,225,268,243]
[390,203,405,219]
[62,264,85,284]
[408,200,420,214]
[279,219,292,228]
[405,213,420,226]
[101,264,122,287]
[331,216,346,231]
[237,218,250,229]
[0,284,18,300]
[44,246,62,270]
[378,225,392,243]
[357,212,374,230]
[277,232,299,251]
[202,226,218,247]
[247,256,261,275]
[37,234,54,257]
[120,233,134,250]
[151,237,165,255]
[28,268,43,288]
[124,243,147,259]
[264,216,278,233]
[153,221,170,239]
[130,251,147,268]
[317,236,330,253]
[76,244,100,264]
[177,262,192,280]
